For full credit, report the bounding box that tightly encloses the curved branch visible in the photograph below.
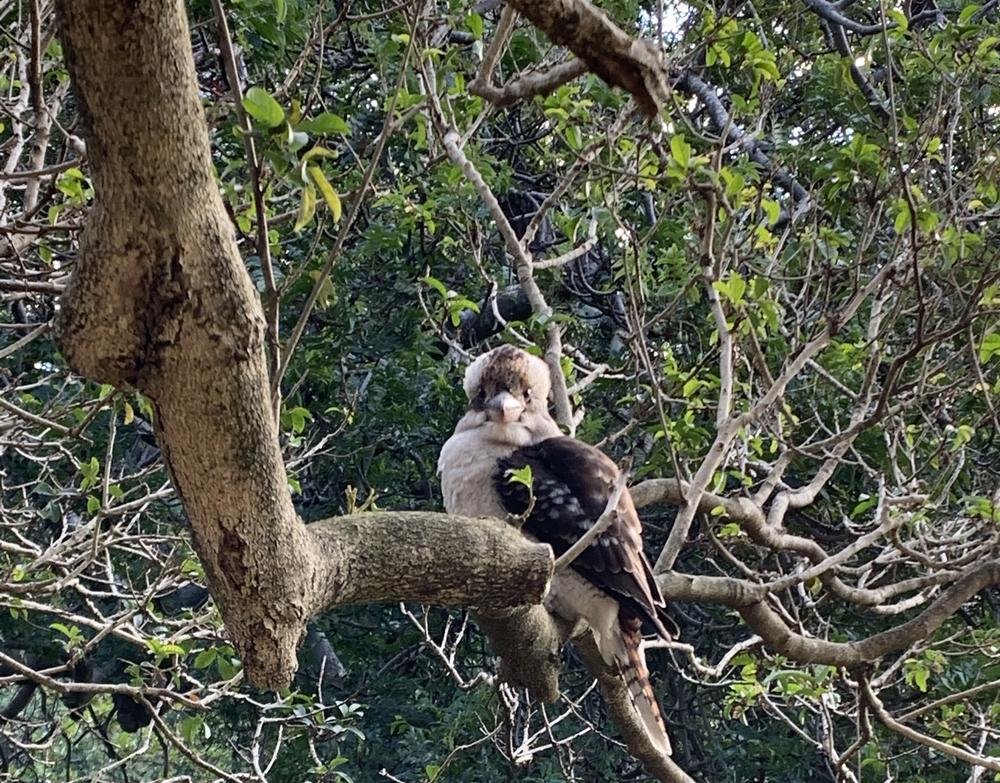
[674,70,811,204]
[803,0,892,35]
[575,635,696,783]
[739,559,1000,667]
[655,559,1000,669]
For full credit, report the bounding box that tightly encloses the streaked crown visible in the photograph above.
[463,345,552,402]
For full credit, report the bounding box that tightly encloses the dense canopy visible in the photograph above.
[1,0,999,781]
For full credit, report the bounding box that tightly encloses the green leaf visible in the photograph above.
[193,648,217,669]
[951,424,974,451]
[216,654,242,680]
[274,0,286,23]
[728,274,746,305]
[893,205,911,234]
[242,87,284,128]
[958,4,981,24]
[297,112,350,135]
[299,145,338,183]
[979,332,1000,363]
[466,12,484,40]
[308,165,343,222]
[505,465,533,489]
[181,716,204,745]
[682,378,702,397]
[294,183,317,233]
[421,275,448,297]
[670,134,691,168]
[761,199,781,226]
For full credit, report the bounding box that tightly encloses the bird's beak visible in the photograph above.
[485,391,524,423]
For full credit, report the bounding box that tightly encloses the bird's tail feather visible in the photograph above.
[620,619,672,756]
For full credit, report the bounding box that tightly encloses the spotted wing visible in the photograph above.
[495,436,667,637]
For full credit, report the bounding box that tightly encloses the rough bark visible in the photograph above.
[53,0,553,690]
[505,0,669,116]
[473,606,564,702]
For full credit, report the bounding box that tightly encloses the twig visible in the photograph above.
[861,677,1000,772]
[210,0,280,414]
[0,320,48,361]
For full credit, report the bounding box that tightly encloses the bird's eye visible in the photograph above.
[524,387,532,402]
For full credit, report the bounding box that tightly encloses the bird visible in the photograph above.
[438,344,672,756]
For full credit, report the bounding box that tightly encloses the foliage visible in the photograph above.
[2,0,1000,781]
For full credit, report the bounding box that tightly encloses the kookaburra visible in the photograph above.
[438,345,671,755]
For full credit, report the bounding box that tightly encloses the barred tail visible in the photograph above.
[620,618,672,756]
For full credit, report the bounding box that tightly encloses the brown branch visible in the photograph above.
[51,0,556,692]
[308,513,552,611]
[470,58,588,107]
[504,0,668,116]
[738,559,1000,667]
[861,678,1000,772]
[575,636,696,783]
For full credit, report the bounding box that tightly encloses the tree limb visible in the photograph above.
[52,0,556,691]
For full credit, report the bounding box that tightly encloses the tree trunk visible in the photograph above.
[53,0,553,690]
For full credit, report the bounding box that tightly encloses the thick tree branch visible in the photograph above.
[52,0,556,691]
[654,560,1000,669]
[505,0,669,117]
[308,514,552,611]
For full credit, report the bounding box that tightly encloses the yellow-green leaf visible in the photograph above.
[308,165,342,223]
[294,183,317,233]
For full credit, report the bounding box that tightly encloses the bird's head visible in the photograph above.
[463,345,553,428]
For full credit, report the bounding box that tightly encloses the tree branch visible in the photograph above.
[51,0,557,692]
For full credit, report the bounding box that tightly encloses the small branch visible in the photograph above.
[533,218,598,270]
[827,21,890,122]
[0,277,67,293]
[471,2,517,87]
[862,678,1000,773]
[803,0,893,35]
[0,394,72,435]
[0,321,49,362]
[470,58,588,107]
[899,679,1000,723]
[0,157,84,182]
[210,0,280,410]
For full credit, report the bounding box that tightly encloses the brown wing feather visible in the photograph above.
[495,436,667,638]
